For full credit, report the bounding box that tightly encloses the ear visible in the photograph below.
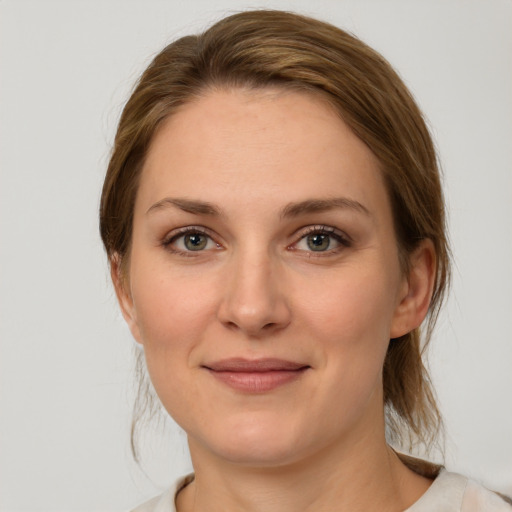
[110,254,143,344]
[390,239,436,339]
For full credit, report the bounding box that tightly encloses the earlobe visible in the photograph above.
[110,254,143,344]
[390,239,436,339]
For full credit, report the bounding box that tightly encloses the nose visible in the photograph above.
[217,249,292,337]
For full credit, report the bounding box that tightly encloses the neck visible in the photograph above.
[176,423,432,512]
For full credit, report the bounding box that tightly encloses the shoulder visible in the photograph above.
[129,470,512,512]
[407,469,512,511]
[129,474,194,512]
[462,478,512,511]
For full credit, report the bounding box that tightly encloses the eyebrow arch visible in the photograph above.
[146,197,221,216]
[281,198,370,218]
[146,196,369,218]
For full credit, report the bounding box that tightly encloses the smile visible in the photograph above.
[203,358,310,393]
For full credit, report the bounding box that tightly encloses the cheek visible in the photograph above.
[128,257,220,376]
[293,262,399,386]
[129,269,219,420]
[296,261,399,343]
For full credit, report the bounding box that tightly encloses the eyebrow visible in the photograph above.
[280,198,370,218]
[146,197,222,216]
[146,196,370,218]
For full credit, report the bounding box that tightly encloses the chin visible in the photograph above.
[214,439,301,468]
[192,414,309,467]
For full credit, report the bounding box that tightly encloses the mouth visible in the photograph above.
[202,358,311,393]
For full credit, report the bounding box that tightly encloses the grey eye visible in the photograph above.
[306,233,331,251]
[184,233,208,251]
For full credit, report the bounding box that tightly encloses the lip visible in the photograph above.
[203,358,310,393]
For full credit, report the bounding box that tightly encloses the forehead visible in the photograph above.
[137,87,387,216]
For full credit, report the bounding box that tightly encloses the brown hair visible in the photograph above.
[100,9,450,458]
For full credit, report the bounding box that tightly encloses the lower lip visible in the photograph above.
[207,369,307,393]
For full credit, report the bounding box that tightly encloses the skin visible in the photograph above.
[114,88,436,512]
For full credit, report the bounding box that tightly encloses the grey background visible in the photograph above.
[1,1,511,510]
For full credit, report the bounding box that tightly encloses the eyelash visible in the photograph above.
[290,225,352,256]
[162,226,220,257]
[161,224,351,257]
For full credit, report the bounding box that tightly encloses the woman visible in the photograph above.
[99,10,511,512]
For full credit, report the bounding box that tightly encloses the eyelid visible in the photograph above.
[163,225,208,242]
[294,224,351,241]
[162,225,222,254]
[289,224,352,253]
[161,224,351,255]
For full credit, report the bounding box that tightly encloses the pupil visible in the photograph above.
[307,234,329,251]
[185,234,207,251]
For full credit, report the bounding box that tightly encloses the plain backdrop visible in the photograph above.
[1,1,511,511]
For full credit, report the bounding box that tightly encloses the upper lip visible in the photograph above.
[203,358,310,372]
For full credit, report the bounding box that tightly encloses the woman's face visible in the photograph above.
[118,88,418,467]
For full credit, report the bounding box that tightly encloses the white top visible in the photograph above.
[131,471,512,511]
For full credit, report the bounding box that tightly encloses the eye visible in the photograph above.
[293,226,350,253]
[163,227,220,254]
[181,233,211,251]
[305,233,331,251]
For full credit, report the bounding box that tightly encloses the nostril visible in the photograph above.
[224,321,239,331]
[216,280,292,335]
[224,320,275,331]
